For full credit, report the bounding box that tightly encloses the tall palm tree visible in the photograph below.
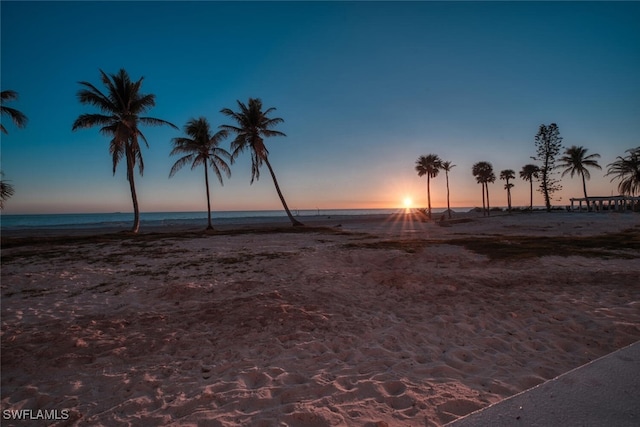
[1,90,28,134]
[441,161,455,219]
[170,117,231,230]
[519,164,540,211]
[220,98,302,226]
[72,69,177,233]
[500,169,516,212]
[415,154,442,220]
[1,90,27,208]
[472,161,495,216]
[606,147,640,196]
[558,145,601,211]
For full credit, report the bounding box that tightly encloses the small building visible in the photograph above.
[569,196,640,212]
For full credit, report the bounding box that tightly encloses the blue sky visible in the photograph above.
[2,1,639,214]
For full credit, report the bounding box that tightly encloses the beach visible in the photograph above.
[1,211,639,426]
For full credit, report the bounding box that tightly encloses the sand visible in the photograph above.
[1,211,639,426]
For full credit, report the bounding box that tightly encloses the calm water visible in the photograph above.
[0,208,455,231]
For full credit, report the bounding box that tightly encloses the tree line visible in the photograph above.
[416,122,640,219]
[2,69,640,228]
[1,69,302,232]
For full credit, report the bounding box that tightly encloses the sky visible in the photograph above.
[1,1,639,215]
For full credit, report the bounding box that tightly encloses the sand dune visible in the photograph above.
[2,211,639,426]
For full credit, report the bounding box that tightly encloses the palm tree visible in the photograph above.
[519,164,540,211]
[1,90,28,134]
[72,69,177,233]
[220,98,302,226]
[472,161,495,216]
[558,145,602,211]
[606,147,640,196]
[441,161,455,219]
[500,169,516,212]
[415,154,442,220]
[170,117,231,230]
[1,90,27,208]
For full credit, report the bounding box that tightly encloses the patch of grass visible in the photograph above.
[86,282,111,291]
[342,239,428,254]
[216,251,297,265]
[450,229,640,260]
[1,226,350,253]
[342,229,640,260]
[5,287,53,298]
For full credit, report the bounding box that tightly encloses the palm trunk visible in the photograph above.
[204,164,213,230]
[446,172,451,219]
[529,180,533,211]
[486,182,491,217]
[264,157,303,226]
[581,172,590,212]
[481,183,486,216]
[427,174,432,220]
[126,146,140,234]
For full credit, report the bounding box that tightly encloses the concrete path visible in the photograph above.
[446,341,640,427]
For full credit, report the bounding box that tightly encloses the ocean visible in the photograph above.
[0,208,455,231]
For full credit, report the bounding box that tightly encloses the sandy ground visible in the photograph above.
[1,211,639,426]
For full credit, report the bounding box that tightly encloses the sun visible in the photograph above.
[403,197,413,208]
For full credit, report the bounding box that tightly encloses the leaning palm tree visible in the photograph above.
[415,154,442,219]
[472,161,495,216]
[220,98,302,226]
[606,147,640,197]
[520,164,540,211]
[72,69,177,233]
[500,169,516,212]
[558,145,601,211]
[170,117,231,230]
[441,161,455,219]
[1,90,28,134]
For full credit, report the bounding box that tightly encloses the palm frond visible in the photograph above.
[76,83,114,113]
[558,145,601,180]
[72,113,114,130]
[139,116,178,130]
[109,137,125,175]
[606,147,640,196]
[1,106,28,128]
[415,154,442,178]
[1,90,18,101]
[1,90,28,132]
[1,177,15,209]
[519,164,540,181]
[135,144,145,176]
[169,154,196,177]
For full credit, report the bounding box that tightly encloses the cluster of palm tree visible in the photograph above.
[68,69,301,232]
[471,161,496,216]
[414,154,457,219]
[416,143,640,217]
